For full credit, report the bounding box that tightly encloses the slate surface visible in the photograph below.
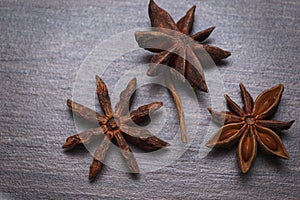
[0,0,299,199]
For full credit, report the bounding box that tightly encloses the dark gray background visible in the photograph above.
[0,0,299,199]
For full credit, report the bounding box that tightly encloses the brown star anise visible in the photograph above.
[135,0,231,92]
[63,76,169,180]
[135,0,231,143]
[206,83,294,173]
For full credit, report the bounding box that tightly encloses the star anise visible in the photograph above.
[206,83,294,173]
[63,76,169,180]
[135,0,231,143]
[135,0,231,92]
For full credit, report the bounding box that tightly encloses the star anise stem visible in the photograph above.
[166,73,187,143]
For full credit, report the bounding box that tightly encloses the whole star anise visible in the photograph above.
[135,0,231,92]
[63,76,169,180]
[206,83,294,173]
[135,0,231,143]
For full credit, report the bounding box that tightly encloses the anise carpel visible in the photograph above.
[63,76,169,180]
[206,83,294,173]
[135,0,231,92]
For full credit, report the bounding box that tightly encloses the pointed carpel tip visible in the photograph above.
[225,51,231,57]
[131,167,140,174]
[134,31,141,40]
[203,88,209,93]
[189,5,196,12]
[127,77,137,88]
[149,0,157,7]
[274,83,284,90]
[280,152,290,159]
[158,101,163,106]
[200,84,209,93]
[164,142,170,147]
[62,142,72,149]
[270,84,284,96]
[66,99,72,107]
[147,68,157,76]
[96,76,106,87]
[240,164,251,174]
[206,26,216,34]
[278,83,284,90]
[131,77,137,84]
[88,174,95,181]
[200,82,209,93]
[151,102,163,112]
[205,141,214,148]
[290,120,295,126]
[239,83,246,90]
[89,168,97,181]
[95,75,102,83]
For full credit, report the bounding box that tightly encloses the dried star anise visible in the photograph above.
[135,0,231,143]
[206,83,294,173]
[135,0,231,92]
[63,76,169,180]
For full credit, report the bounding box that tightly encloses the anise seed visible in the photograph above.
[242,134,253,162]
[219,129,239,141]
[259,132,278,151]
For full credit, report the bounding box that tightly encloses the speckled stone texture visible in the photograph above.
[0,0,299,199]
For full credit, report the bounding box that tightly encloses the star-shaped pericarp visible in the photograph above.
[135,0,231,92]
[63,76,169,180]
[206,83,294,173]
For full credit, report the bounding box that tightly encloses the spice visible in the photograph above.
[135,0,231,91]
[206,83,294,173]
[135,0,231,142]
[63,76,169,180]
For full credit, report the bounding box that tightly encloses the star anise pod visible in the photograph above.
[63,76,169,180]
[135,0,231,92]
[206,83,295,173]
[134,0,231,143]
